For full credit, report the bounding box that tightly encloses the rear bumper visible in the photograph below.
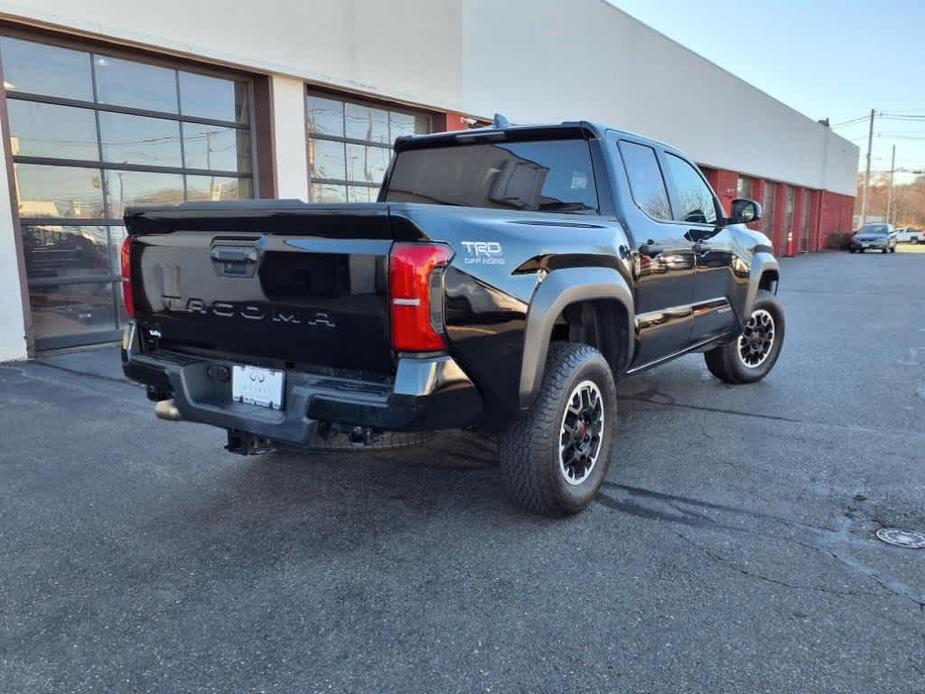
[121,323,482,444]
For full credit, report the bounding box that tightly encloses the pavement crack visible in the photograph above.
[671,530,883,599]
[623,395,803,423]
[599,483,925,607]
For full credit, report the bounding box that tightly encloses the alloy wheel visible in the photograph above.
[559,380,605,485]
[737,309,776,368]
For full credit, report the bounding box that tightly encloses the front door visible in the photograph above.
[659,151,738,344]
[614,138,696,367]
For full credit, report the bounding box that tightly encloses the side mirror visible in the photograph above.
[730,198,762,225]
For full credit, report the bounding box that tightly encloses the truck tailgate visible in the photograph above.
[126,204,400,375]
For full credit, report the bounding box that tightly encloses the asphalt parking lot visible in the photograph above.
[2,250,923,693]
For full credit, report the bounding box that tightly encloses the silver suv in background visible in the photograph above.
[849,223,897,253]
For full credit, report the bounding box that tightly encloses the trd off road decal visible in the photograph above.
[460,241,505,265]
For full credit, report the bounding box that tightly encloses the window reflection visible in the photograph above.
[185,175,251,201]
[308,139,346,180]
[345,103,389,143]
[663,153,717,224]
[306,92,430,202]
[29,281,118,338]
[1,33,257,347]
[346,144,389,184]
[389,112,429,138]
[94,54,178,112]
[347,186,373,203]
[105,170,183,217]
[179,71,249,123]
[386,140,598,212]
[306,96,345,137]
[310,183,347,203]
[619,141,671,221]
[22,225,111,279]
[99,112,182,167]
[0,36,93,101]
[7,101,99,161]
[183,123,250,172]
[15,164,104,219]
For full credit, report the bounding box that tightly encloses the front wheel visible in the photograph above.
[704,289,785,384]
[499,342,617,516]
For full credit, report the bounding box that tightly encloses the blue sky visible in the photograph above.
[611,0,925,181]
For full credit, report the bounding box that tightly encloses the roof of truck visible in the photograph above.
[393,119,673,154]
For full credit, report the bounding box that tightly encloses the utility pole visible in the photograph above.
[886,144,896,224]
[860,108,875,225]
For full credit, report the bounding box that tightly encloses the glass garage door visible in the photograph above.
[305,91,431,204]
[0,35,255,350]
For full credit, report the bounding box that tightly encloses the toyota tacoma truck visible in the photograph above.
[121,118,783,516]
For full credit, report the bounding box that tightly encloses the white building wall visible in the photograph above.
[460,0,858,197]
[270,75,310,201]
[0,0,464,111]
[0,0,857,195]
[0,115,27,361]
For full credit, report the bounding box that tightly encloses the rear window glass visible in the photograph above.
[384,139,598,213]
[618,140,671,221]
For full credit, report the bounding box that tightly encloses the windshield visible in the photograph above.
[859,224,889,235]
[384,139,599,213]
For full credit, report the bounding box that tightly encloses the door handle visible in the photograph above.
[638,242,664,257]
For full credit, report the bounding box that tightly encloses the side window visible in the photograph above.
[618,141,671,221]
[663,153,718,224]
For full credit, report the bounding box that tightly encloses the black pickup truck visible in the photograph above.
[121,119,783,515]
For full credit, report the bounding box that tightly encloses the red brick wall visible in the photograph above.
[703,165,855,254]
[434,111,471,132]
[817,191,855,249]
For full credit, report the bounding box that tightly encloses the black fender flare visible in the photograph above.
[745,253,780,316]
[518,267,634,409]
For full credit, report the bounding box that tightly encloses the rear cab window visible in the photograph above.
[384,138,598,213]
[617,140,672,221]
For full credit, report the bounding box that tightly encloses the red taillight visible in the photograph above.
[120,236,135,318]
[389,242,452,351]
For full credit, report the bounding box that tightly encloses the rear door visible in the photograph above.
[659,151,738,344]
[614,137,695,366]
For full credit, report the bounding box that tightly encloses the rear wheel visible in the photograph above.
[704,290,785,384]
[499,342,617,516]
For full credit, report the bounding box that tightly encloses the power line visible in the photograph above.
[831,115,871,128]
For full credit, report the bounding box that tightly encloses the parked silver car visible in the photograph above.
[849,223,897,253]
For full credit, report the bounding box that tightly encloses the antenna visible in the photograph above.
[492,113,512,129]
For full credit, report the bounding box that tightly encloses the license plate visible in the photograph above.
[232,365,285,410]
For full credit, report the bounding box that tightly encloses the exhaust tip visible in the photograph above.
[154,399,182,421]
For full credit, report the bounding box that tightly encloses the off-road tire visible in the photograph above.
[704,289,785,384]
[498,342,617,516]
